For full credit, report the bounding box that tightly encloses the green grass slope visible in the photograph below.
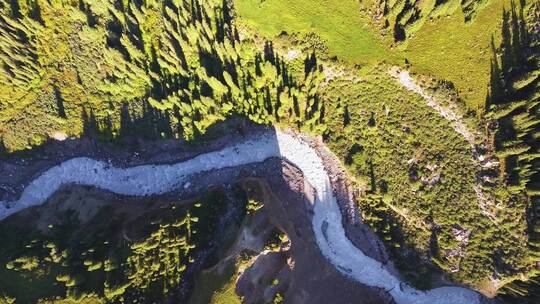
[234,0,395,64]
[404,0,518,111]
[234,0,529,110]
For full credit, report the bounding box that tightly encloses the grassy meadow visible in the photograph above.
[234,0,396,64]
[234,0,526,109]
[189,258,241,304]
[404,0,519,111]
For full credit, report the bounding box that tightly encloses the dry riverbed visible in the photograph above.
[0,122,490,304]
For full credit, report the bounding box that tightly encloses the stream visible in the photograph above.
[0,128,484,304]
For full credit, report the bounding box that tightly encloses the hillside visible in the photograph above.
[0,0,539,303]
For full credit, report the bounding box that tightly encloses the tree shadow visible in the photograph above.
[486,0,531,108]
[498,274,540,304]
[486,1,540,300]
[8,0,21,18]
[264,41,276,64]
[78,0,97,27]
[54,86,67,119]
[486,0,537,173]
[304,51,317,76]
[393,22,406,42]
[0,137,6,156]
[81,101,174,145]
[82,108,111,140]
[343,103,350,127]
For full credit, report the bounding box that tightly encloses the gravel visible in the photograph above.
[0,128,485,304]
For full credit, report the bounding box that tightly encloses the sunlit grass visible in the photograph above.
[404,0,515,111]
[234,0,517,110]
[234,0,397,64]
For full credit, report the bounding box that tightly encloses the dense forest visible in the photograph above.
[0,0,325,152]
[485,0,540,299]
[0,188,239,303]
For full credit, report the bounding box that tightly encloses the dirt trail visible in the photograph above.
[389,67,501,220]
[389,68,480,149]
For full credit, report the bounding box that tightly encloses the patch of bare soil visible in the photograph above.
[232,167,392,304]
[34,187,111,233]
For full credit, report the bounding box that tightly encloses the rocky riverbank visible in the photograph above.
[0,125,488,304]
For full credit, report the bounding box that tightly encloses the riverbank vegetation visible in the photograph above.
[0,187,244,303]
[320,2,538,292]
[0,0,326,152]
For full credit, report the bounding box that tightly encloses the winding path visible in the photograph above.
[0,128,484,304]
[390,68,500,220]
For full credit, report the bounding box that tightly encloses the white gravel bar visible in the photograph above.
[0,128,482,304]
